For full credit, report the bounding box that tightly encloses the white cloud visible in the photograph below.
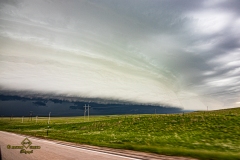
[186,10,233,35]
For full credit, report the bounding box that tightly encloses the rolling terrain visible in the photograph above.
[0,108,240,160]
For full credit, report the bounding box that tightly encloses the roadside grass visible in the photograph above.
[0,108,240,160]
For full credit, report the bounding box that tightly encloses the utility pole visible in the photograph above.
[29,111,33,121]
[48,112,51,124]
[83,104,87,121]
[87,104,91,121]
[36,115,38,123]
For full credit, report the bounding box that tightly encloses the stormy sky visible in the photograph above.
[0,0,240,111]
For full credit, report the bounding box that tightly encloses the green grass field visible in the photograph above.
[1,108,240,160]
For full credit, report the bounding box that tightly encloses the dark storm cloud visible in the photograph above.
[0,94,184,116]
[32,101,47,106]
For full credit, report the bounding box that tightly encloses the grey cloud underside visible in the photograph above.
[0,94,183,116]
[0,0,240,110]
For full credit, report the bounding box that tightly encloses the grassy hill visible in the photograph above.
[1,107,240,160]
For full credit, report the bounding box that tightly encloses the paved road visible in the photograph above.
[0,131,139,160]
[0,131,195,160]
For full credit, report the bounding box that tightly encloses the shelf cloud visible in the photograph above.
[0,0,240,110]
